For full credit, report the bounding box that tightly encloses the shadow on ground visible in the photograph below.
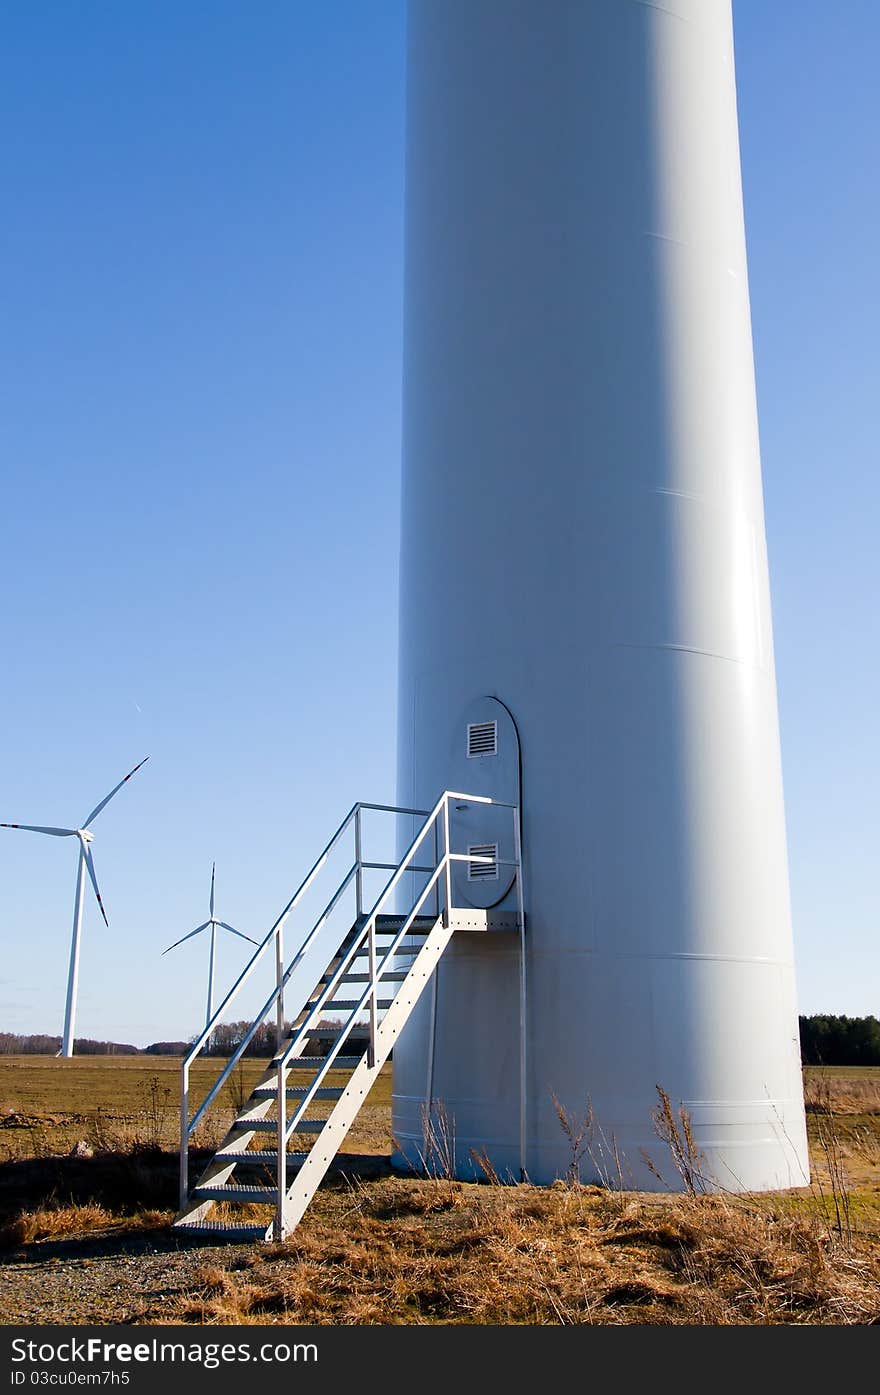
[0,1149,394,1259]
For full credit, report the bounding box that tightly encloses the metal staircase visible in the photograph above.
[173,791,523,1242]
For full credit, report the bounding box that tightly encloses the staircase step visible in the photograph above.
[215,1150,307,1167]
[341,970,408,983]
[351,947,418,959]
[373,914,436,931]
[252,1085,343,1100]
[174,1221,268,1242]
[193,1184,279,1203]
[302,1054,363,1070]
[270,1053,362,1070]
[245,1117,327,1133]
[326,998,394,1011]
[304,1030,369,1043]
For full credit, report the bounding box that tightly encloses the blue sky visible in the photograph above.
[0,2,876,1046]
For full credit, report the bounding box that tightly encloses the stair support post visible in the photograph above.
[275,1056,287,1240]
[514,803,527,1181]
[179,1065,189,1211]
[367,917,377,1068]
[355,805,363,921]
[442,797,452,926]
[275,925,285,1053]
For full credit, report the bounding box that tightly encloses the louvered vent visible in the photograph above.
[467,720,498,758]
[467,843,499,881]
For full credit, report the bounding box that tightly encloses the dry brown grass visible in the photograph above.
[2,1060,879,1325]
[804,1071,880,1117]
[0,1056,392,1161]
[2,1201,173,1246]
[131,1180,880,1326]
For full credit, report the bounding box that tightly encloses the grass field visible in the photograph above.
[0,1057,877,1324]
[0,1054,392,1160]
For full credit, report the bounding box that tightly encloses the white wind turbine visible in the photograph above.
[162,865,257,1031]
[1,757,149,1057]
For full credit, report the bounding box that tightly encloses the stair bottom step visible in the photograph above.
[214,1150,308,1166]
[174,1221,268,1242]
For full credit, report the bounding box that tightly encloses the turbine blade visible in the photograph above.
[209,863,215,918]
[82,756,150,828]
[0,824,76,836]
[162,921,211,955]
[82,845,109,926]
[217,921,259,946]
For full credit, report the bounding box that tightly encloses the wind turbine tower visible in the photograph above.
[163,865,257,1032]
[393,0,810,1190]
[2,758,149,1057]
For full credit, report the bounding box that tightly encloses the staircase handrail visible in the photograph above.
[178,800,429,1193]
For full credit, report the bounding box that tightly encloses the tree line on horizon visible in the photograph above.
[0,1017,369,1058]
[1,1015,877,1065]
[798,1013,880,1067]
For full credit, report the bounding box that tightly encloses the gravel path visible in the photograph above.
[0,1231,250,1324]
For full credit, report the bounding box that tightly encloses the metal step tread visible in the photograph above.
[304,1024,371,1034]
[215,1150,307,1166]
[340,970,408,983]
[193,1184,279,1203]
[357,914,435,934]
[253,1085,343,1100]
[174,1221,268,1241]
[326,998,395,1011]
[245,1117,327,1133]
[270,1054,362,1070]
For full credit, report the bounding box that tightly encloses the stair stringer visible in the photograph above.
[280,913,454,1235]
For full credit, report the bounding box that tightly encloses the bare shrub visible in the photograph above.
[419,1100,456,1180]
[469,1145,501,1186]
[225,1061,252,1116]
[549,1090,595,1185]
[133,1075,175,1151]
[405,1102,463,1210]
[807,1074,855,1247]
[642,1085,708,1195]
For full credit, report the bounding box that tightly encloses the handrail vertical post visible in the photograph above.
[442,796,452,926]
[355,806,363,922]
[275,925,284,1053]
[425,813,441,1144]
[276,1055,286,1240]
[367,916,377,1068]
[179,1063,189,1210]
[513,803,527,1181]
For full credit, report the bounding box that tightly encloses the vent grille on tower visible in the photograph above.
[467,720,498,758]
[467,843,499,881]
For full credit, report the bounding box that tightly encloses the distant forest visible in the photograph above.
[798,1014,880,1067]
[1,1015,877,1065]
[0,1018,366,1059]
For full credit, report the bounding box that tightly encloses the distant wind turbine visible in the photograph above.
[163,865,257,1031]
[1,757,150,1057]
